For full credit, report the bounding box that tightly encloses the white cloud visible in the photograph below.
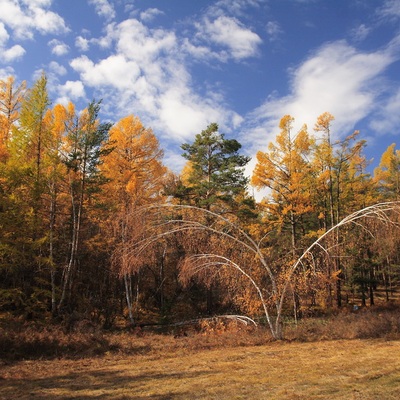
[48,39,69,56]
[162,151,187,175]
[197,16,262,60]
[22,0,52,7]
[0,66,15,80]
[89,0,116,21]
[2,45,25,62]
[351,24,371,42]
[49,61,67,76]
[210,0,266,18]
[243,40,398,154]
[0,0,68,39]
[55,80,86,106]
[159,89,210,141]
[114,19,176,63]
[266,21,282,42]
[70,54,141,90]
[31,6,68,35]
[182,38,218,61]
[370,88,400,134]
[0,22,9,46]
[0,0,32,39]
[59,80,85,99]
[378,0,400,19]
[140,8,164,22]
[158,84,229,141]
[0,18,25,63]
[75,36,90,52]
[69,17,243,145]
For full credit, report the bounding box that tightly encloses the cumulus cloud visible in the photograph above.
[89,0,115,21]
[22,0,52,7]
[0,22,9,46]
[69,17,243,145]
[196,16,262,60]
[0,0,68,39]
[140,8,164,22]
[0,19,25,63]
[113,19,177,63]
[2,44,25,62]
[48,39,69,56]
[32,6,68,35]
[70,54,141,90]
[75,36,90,52]
[181,38,217,61]
[157,82,240,142]
[49,61,67,76]
[59,80,85,99]
[54,80,86,106]
[209,0,266,18]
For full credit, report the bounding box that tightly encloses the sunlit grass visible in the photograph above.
[1,338,400,399]
[2,305,400,399]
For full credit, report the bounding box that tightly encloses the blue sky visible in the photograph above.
[1,0,400,188]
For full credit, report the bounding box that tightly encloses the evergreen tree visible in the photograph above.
[179,123,251,314]
[180,123,250,212]
[58,100,112,311]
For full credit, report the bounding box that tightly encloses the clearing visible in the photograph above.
[1,338,400,399]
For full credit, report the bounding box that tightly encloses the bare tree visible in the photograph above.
[115,202,400,340]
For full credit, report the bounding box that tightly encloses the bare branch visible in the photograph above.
[276,201,400,334]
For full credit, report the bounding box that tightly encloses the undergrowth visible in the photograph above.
[1,303,400,363]
[284,302,400,341]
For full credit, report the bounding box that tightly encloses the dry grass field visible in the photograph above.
[1,305,400,399]
[1,337,400,399]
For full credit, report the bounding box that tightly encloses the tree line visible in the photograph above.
[1,74,399,335]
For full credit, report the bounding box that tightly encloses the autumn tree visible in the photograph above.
[119,201,400,339]
[0,74,55,316]
[0,76,26,160]
[252,115,314,257]
[373,143,400,200]
[102,115,167,324]
[312,113,372,307]
[251,115,316,320]
[17,73,50,193]
[44,104,70,314]
[58,100,112,311]
[0,76,27,309]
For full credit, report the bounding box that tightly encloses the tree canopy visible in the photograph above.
[1,74,400,339]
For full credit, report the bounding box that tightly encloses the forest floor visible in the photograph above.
[1,304,400,399]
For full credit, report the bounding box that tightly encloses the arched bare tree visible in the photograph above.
[113,202,400,340]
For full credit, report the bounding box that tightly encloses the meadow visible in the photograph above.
[1,305,400,399]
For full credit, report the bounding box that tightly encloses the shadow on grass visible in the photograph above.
[0,334,152,363]
[0,367,216,399]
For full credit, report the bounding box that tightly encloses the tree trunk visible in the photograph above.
[124,274,134,325]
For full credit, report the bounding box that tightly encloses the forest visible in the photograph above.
[1,73,400,341]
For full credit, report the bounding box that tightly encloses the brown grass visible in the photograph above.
[285,303,400,341]
[1,305,400,399]
[1,338,400,399]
